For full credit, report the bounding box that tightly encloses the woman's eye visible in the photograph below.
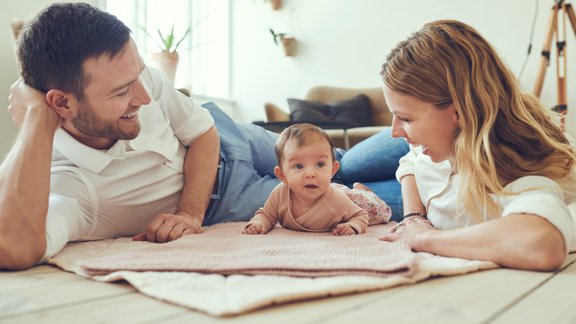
[116,90,129,97]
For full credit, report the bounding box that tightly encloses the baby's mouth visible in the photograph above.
[304,184,318,189]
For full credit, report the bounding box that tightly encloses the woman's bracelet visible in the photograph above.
[403,212,427,219]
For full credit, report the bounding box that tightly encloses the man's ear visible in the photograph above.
[45,89,76,119]
[331,160,340,177]
[273,166,288,184]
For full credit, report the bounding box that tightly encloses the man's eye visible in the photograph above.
[294,163,304,169]
[116,90,129,97]
[316,162,326,168]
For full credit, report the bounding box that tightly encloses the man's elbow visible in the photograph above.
[0,237,45,270]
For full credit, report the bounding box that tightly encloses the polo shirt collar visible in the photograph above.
[53,128,127,174]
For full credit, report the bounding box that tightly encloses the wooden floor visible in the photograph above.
[1,254,575,324]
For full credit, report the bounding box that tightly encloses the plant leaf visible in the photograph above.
[269,28,278,45]
[173,27,192,52]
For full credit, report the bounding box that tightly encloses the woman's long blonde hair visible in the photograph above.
[382,20,576,220]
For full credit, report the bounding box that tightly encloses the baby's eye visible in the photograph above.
[294,163,304,170]
[316,162,326,168]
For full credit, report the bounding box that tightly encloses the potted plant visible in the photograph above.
[269,28,297,57]
[142,24,191,84]
[269,0,282,10]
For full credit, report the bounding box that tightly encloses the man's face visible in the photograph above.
[67,40,151,149]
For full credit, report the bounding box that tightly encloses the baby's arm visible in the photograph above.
[242,186,283,234]
[243,221,268,235]
[332,223,356,236]
[335,209,369,235]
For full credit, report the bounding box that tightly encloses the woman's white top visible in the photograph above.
[396,145,576,251]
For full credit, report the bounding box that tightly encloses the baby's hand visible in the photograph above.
[332,223,356,236]
[243,222,266,235]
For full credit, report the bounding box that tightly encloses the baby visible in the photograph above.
[243,123,391,236]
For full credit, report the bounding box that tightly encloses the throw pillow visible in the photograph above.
[287,94,373,127]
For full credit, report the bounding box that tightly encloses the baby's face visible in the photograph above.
[278,138,338,203]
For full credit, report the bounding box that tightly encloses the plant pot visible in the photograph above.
[281,37,297,57]
[269,0,282,10]
[149,52,180,84]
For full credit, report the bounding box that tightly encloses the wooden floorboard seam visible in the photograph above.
[0,290,137,321]
[480,257,576,324]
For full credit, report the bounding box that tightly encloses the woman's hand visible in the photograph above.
[380,216,436,250]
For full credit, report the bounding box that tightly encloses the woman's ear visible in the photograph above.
[449,104,462,128]
[273,166,288,184]
[45,89,76,119]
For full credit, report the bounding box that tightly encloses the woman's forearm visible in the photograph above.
[418,214,566,271]
[400,175,426,216]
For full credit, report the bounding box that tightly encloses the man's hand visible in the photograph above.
[332,223,356,236]
[379,216,436,250]
[243,222,267,235]
[132,211,203,243]
[8,78,60,128]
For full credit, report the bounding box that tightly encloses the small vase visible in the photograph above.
[281,37,297,57]
[149,52,180,84]
[269,0,282,10]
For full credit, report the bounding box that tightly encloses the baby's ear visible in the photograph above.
[274,166,288,183]
[331,160,340,176]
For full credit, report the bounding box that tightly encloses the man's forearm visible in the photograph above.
[177,126,220,224]
[0,107,59,268]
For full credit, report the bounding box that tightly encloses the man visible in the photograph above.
[0,3,280,269]
[1,3,408,270]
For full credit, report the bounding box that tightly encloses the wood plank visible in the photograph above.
[491,255,576,323]
[0,265,59,276]
[0,266,86,291]
[0,266,136,320]
[316,267,555,324]
[1,293,189,324]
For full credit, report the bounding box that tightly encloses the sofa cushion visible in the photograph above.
[287,94,373,127]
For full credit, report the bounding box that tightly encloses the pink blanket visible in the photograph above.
[79,223,417,277]
[49,222,499,316]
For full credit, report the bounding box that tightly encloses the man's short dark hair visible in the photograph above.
[17,2,131,100]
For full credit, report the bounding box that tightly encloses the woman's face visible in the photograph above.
[384,85,460,163]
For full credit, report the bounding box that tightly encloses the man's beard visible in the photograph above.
[72,102,140,140]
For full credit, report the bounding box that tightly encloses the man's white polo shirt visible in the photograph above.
[41,67,214,262]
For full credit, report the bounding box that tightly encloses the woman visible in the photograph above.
[379,19,576,271]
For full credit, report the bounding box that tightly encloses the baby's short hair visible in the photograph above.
[275,123,336,164]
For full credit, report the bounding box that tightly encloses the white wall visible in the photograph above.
[230,0,576,138]
[0,0,98,160]
[1,0,574,159]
